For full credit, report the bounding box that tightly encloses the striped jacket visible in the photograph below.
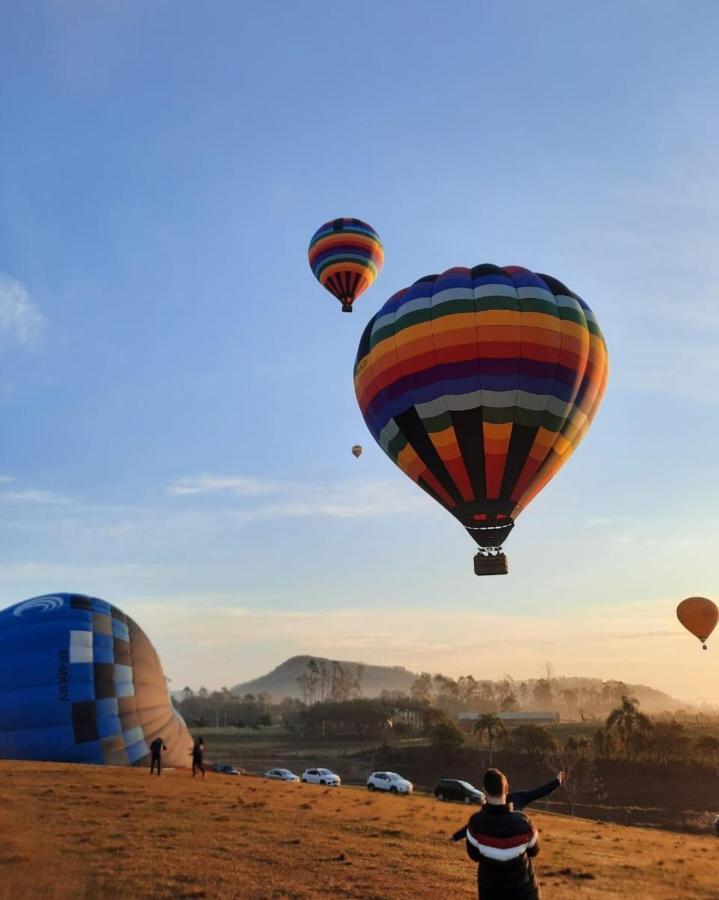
[465,803,540,899]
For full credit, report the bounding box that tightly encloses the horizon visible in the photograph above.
[2,3,719,706]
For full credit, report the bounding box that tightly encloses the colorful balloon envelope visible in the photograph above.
[676,596,718,650]
[0,593,192,765]
[352,444,363,458]
[354,264,608,574]
[308,217,383,312]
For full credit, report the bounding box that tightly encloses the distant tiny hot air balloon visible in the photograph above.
[352,445,363,458]
[354,264,608,575]
[676,596,718,650]
[0,593,192,765]
[308,218,383,312]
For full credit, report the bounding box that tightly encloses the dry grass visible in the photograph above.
[0,761,716,899]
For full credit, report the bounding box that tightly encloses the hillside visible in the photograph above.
[231,654,415,700]
[229,655,688,713]
[1,761,717,899]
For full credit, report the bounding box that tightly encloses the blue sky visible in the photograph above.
[1,2,718,701]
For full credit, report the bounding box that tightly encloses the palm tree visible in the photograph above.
[473,713,505,766]
[605,695,651,760]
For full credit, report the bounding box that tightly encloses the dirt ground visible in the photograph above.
[0,761,716,899]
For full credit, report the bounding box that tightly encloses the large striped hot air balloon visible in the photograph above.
[354,264,608,574]
[308,217,383,312]
[0,593,192,766]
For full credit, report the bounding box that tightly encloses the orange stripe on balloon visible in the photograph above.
[483,422,512,499]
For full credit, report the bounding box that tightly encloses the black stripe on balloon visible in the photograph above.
[332,219,344,232]
[536,272,574,297]
[471,263,507,278]
[393,407,463,506]
[451,408,487,502]
[350,271,361,298]
[326,274,342,300]
[417,475,455,510]
[499,424,539,499]
[72,700,99,744]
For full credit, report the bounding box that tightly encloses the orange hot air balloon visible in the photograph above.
[352,445,363,458]
[676,596,718,650]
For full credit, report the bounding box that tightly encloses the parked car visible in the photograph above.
[434,778,485,804]
[367,771,413,794]
[211,763,240,776]
[265,768,300,782]
[300,767,341,786]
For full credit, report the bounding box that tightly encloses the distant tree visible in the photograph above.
[551,740,605,816]
[592,727,610,758]
[605,695,651,760]
[457,675,479,707]
[560,688,579,720]
[353,663,365,698]
[648,720,688,765]
[695,734,719,767]
[532,679,553,709]
[410,672,433,702]
[434,675,461,716]
[472,713,505,766]
[423,708,464,752]
[507,725,557,763]
[181,686,194,701]
[297,658,320,704]
[318,661,330,702]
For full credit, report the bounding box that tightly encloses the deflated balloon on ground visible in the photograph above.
[0,593,192,766]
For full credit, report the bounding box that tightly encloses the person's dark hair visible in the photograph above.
[483,768,509,797]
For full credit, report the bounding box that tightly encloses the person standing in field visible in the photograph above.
[463,768,541,900]
[450,771,565,843]
[149,737,167,776]
[191,737,205,777]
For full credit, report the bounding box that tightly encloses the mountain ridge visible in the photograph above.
[230,655,691,712]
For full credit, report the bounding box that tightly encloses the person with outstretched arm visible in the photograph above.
[463,768,541,900]
[450,771,565,843]
[149,736,167,776]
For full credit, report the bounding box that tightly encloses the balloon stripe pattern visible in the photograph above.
[308,218,383,310]
[354,265,608,549]
[0,594,192,766]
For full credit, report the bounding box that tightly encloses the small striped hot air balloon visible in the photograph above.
[308,218,383,312]
[354,264,608,575]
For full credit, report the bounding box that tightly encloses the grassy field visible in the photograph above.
[1,761,717,899]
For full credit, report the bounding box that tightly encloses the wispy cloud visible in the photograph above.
[0,276,45,344]
[0,487,71,506]
[168,474,427,519]
[168,475,284,497]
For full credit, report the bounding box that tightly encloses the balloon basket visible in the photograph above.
[474,551,508,576]
[341,303,353,313]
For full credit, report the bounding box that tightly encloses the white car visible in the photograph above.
[300,767,341,786]
[265,768,300,782]
[367,771,413,794]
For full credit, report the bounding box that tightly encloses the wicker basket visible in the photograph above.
[474,551,509,576]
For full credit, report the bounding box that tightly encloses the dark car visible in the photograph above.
[210,763,240,776]
[434,778,486,804]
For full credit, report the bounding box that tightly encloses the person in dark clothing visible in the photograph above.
[149,737,167,775]
[463,768,540,900]
[191,737,205,777]
[450,771,565,843]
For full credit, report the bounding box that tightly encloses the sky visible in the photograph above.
[1,1,718,703]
